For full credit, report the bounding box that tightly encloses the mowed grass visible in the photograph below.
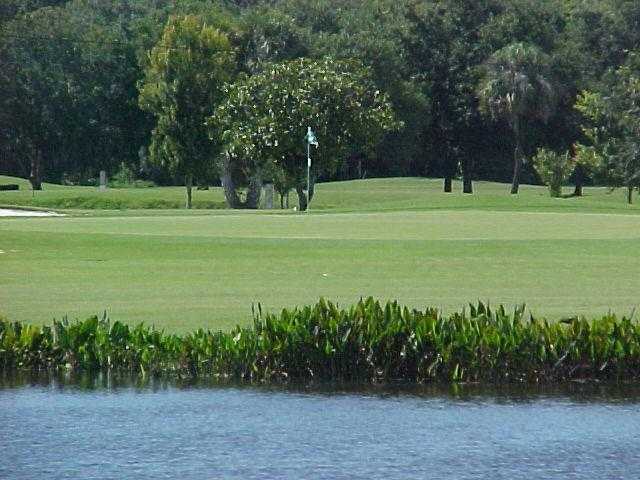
[1,175,640,332]
[3,174,640,214]
[0,175,227,210]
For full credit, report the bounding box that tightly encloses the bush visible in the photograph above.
[61,172,97,186]
[532,148,575,197]
[0,184,19,191]
[2,298,640,384]
[107,163,156,189]
[27,196,224,210]
[108,162,135,188]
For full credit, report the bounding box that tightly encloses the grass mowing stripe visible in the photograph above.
[2,210,640,241]
[1,226,638,331]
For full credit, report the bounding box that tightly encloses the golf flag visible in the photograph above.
[306,127,318,148]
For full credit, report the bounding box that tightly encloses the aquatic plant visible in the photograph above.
[1,299,639,383]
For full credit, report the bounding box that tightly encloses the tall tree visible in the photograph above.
[211,57,398,210]
[268,0,425,179]
[575,51,640,203]
[0,0,68,24]
[0,6,86,189]
[478,42,556,194]
[139,14,235,208]
[0,0,160,185]
[407,0,499,193]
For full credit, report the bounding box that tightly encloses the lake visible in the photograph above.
[1,376,639,479]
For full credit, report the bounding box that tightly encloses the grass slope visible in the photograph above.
[1,181,639,331]
[0,175,226,210]
[2,174,640,214]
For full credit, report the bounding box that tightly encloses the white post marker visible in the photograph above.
[305,126,318,212]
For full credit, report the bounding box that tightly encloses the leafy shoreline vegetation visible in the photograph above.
[2,298,639,384]
[2,0,639,210]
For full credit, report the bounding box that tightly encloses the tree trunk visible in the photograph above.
[572,161,583,196]
[221,152,258,209]
[627,186,633,204]
[511,142,522,195]
[463,175,473,194]
[296,185,308,211]
[443,176,453,193]
[244,173,262,209]
[511,119,521,195]
[29,148,43,191]
[185,174,193,209]
[220,153,242,208]
[574,183,583,197]
[285,192,289,209]
[220,153,263,209]
[462,157,473,194]
[280,193,285,209]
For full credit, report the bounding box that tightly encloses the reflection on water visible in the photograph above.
[1,372,640,480]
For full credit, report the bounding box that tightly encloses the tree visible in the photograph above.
[0,0,68,25]
[406,0,499,194]
[532,148,574,197]
[560,0,640,88]
[571,143,600,196]
[0,5,95,190]
[478,42,556,194]
[307,0,426,180]
[575,52,640,203]
[210,57,398,210]
[0,1,159,187]
[2,0,636,191]
[138,15,235,208]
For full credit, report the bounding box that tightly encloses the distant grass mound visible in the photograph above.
[2,298,639,384]
[313,177,640,214]
[0,175,226,210]
[2,174,640,213]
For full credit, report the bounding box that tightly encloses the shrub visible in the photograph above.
[108,162,135,188]
[27,196,224,210]
[0,184,19,191]
[532,148,575,197]
[2,298,640,384]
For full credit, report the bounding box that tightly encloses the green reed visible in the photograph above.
[1,298,639,383]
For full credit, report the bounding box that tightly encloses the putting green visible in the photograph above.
[1,197,639,331]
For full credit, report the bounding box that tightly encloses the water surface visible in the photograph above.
[1,378,639,479]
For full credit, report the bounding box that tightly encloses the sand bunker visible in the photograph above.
[0,208,64,217]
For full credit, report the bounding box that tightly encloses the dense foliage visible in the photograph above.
[139,14,235,208]
[1,0,639,201]
[2,298,640,384]
[210,57,398,209]
[532,148,575,197]
[478,42,556,194]
[575,52,640,203]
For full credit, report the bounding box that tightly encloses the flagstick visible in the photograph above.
[306,137,311,214]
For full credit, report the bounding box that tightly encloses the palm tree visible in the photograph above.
[479,42,556,194]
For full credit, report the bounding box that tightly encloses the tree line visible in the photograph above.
[1,0,639,208]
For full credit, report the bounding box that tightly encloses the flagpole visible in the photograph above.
[307,127,311,213]
[306,140,311,213]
